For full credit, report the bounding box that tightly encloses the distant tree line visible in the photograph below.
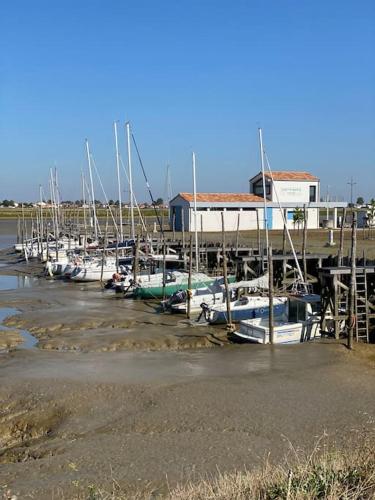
[356,197,375,206]
[1,197,166,208]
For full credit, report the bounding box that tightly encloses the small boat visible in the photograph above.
[161,277,227,313]
[70,256,132,282]
[233,294,321,344]
[133,271,217,299]
[162,275,260,314]
[204,295,288,324]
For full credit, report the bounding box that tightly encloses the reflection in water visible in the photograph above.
[0,274,38,291]
[0,234,15,250]
[18,330,39,349]
[0,307,38,350]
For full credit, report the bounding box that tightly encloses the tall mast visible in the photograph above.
[114,121,123,242]
[54,166,61,227]
[81,170,87,252]
[50,167,59,240]
[258,128,269,256]
[85,139,98,241]
[126,122,135,240]
[166,164,172,204]
[39,184,44,246]
[192,152,199,272]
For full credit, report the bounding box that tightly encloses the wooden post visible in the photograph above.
[45,223,49,262]
[162,240,167,300]
[302,204,308,282]
[268,245,274,344]
[17,216,20,245]
[221,212,232,330]
[337,208,346,267]
[282,210,287,255]
[115,235,119,273]
[348,212,357,350]
[100,212,109,288]
[187,235,193,319]
[200,214,203,267]
[235,212,240,257]
[133,235,139,285]
[281,210,287,286]
[181,208,185,259]
[235,212,241,277]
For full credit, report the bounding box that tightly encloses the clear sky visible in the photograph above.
[1,0,374,203]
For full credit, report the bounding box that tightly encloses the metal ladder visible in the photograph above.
[355,273,369,342]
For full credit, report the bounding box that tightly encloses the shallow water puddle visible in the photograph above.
[0,274,38,291]
[0,307,38,350]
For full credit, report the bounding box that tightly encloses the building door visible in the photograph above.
[173,206,182,231]
[266,207,273,229]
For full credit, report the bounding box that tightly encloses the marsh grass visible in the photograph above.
[51,431,375,500]
[169,432,375,500]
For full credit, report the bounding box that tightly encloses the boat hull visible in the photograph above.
[234,318,320,344]
[134,278,215,299]
[208,297,287,324]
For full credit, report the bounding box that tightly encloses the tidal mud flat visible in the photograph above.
[0,242,375,499]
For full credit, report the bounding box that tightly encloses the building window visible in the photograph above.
[309,185,316,202]
[252,179,270,196]
[287,210,294,221]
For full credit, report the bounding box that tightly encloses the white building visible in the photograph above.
[169,170,347,232]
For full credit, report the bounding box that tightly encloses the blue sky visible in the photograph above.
[1,0,374,203]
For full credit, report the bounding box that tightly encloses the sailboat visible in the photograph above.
[232,130,318,344]
[163,275,262,314]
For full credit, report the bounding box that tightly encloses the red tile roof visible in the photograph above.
[263,171,318,181]
[179,193,265,203]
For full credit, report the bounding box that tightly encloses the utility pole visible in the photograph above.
[347,177,357,206]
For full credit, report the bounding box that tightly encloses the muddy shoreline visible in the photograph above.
[0,233,375,499]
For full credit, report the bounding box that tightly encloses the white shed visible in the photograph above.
[169,171,347,232]
[169,193,265,232]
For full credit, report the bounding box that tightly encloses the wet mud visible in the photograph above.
[0,231,374,499]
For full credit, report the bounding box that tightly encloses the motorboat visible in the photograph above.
[233,294,321,344]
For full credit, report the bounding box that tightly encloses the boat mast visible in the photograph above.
[258,128,269,256]
[50,167,59,240]
[166,164,172,204]
[81,170,88,253]
[54,166,62,228]
[263,150,307,290]
[126,122,135,240]
[114,121,123,242]
[85,139,98,241]
[39,184,44,249]
[192,152,199,272]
